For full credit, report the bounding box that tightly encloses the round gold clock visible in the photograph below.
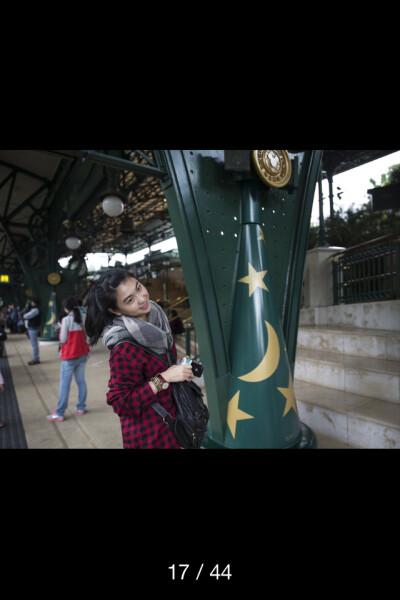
[47,272,61,285]
[252,150,292,188]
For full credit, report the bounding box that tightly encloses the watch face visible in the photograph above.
[152,376,168,392]
[158,374,169,388]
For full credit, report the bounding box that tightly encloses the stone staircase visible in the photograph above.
[294,301,400,449]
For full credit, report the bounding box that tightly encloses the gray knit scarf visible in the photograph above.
[102,300,174,354]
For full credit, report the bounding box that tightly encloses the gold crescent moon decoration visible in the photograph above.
[238,320,280,382]
[46,313,56,325]
[252,150,291,188]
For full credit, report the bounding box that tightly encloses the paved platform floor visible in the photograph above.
[1,333,123,449]
[0,333,351,449]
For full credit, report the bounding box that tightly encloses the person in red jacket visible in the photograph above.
[46,296,90,422]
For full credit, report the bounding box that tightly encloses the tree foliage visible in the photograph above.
[369,163,400,187]
[308,164,400,250]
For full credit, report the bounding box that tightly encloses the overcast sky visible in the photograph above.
[311,150,400,223]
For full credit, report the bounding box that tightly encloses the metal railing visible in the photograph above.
[167,296,200,359]
[171,324,200,361]
[332,233,400,304]
[167,295,192,325]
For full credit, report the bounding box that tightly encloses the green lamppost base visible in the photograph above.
[201,422,317,449]
[40,289,59,342]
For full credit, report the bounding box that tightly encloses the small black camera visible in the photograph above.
[191,361,204,377]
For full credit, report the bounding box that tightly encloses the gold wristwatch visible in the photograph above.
[150,373,169,392]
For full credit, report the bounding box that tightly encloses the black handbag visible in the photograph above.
[152,378,209,449]
[113,339,209,449]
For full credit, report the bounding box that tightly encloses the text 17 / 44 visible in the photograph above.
[169,564,232,581]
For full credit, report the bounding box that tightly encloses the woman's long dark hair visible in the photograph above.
[85,268,133,347]
[62,296,82,325]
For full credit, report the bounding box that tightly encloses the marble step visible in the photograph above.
[312,432,354,449]
[294,347,400,404]
[297,326,400,361]
[294,379,400,449]
[299,300,400,331]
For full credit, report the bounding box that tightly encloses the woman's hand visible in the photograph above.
[163,364,193,383]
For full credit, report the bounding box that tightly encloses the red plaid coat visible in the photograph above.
[107,341,181,449]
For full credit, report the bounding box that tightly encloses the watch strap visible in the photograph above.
[157,372,168,385]
[150,375,163,392]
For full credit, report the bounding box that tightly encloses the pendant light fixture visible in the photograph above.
[65,235,82,250]
[100,169,126,217]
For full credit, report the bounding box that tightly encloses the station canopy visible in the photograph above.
[0,149,397,279]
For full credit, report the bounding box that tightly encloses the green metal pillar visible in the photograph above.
[316,169,330,248]
[161,150,321,448]
[225,180,302,447]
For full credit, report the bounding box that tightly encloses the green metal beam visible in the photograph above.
[0,160,51,184]
[53,150,166,179]
[5,183,48,221]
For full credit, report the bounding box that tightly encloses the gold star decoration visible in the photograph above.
[277,376,298,417]
[227,391,254,438]
[257,225,267,246]
[238,262,269,297]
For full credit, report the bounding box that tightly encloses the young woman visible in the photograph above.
[85,268,193,449]
[46,295,90,422]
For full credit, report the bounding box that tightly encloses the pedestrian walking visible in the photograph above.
[23,297,42,365]
[46,295,90,422]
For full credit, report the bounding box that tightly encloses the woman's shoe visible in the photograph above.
[28,360,40,365]
[46,412,65,422]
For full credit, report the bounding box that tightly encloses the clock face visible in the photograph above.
[252,150,292,188]
[47,272,61,285]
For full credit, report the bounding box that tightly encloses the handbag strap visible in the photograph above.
[151,401,175,424]
[112,337,173,366]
